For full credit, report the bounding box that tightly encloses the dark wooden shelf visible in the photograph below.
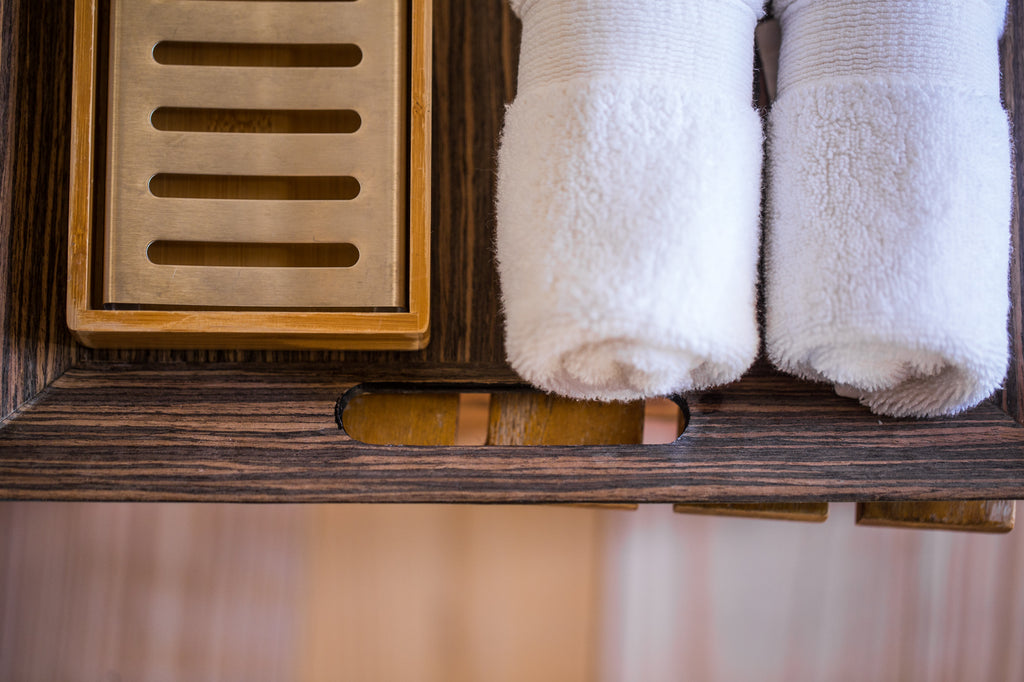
[1,0,1022,502]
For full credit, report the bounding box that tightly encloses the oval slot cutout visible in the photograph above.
[339,389,686,447]
[148,241,359,268]
[151,108,361,134]
[153,41,362,67]
[149,174,359,200]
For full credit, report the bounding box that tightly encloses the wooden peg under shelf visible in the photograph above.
[856,501,1015,533]
[672,503,829,522]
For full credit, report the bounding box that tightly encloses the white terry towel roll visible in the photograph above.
[495,0,765,401]
[766,0,1012,417]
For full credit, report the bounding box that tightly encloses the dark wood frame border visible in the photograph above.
[1,0,1022,503]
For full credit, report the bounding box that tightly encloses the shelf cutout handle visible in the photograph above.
[338,387,687,447]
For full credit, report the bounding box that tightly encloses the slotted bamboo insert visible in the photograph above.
[68,0,431,349]
[105,0,405,309]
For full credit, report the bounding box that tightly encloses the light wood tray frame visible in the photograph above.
[66,0,432,350]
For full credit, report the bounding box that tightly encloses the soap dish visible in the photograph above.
[68,0,431,350]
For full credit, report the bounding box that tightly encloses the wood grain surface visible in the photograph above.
[0,0,1022,503]
[1002,0,1024,426]
[2,365,1022,502]
[0,0,76,421]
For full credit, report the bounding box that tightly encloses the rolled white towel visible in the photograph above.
[496,0,765,401]
[766,0,1012,417]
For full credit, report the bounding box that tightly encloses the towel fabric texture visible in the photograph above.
[766,0,1012,417]
[497,0,765,401]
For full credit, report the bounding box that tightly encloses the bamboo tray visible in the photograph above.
[1,0,1023,505]
[67,0,431,350]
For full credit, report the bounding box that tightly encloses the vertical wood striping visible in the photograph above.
[0,0,75,421]
[0,0,17,417]
[1003,0,1024,424]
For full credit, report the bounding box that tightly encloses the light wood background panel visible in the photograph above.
[0,503,605,682]
[0,503,307,681]
[3,503,1023,681]
[601,504,1024,682]
[299,505,603,682]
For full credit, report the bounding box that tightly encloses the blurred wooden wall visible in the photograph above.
[2,502,1022,682]
[0,503,605,682]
